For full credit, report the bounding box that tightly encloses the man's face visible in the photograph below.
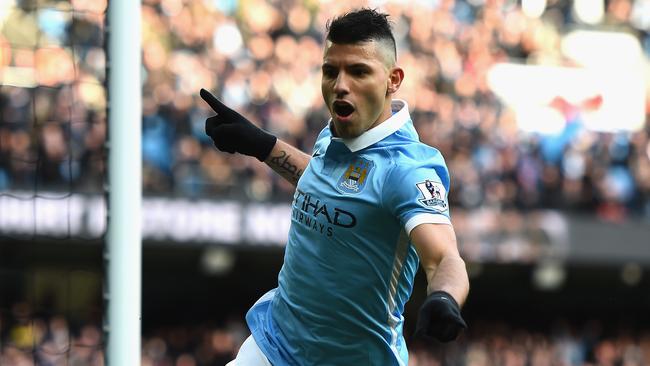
[321,40,400,139]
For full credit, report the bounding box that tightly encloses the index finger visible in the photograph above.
[200,88,227,113]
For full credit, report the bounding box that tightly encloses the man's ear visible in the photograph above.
[387,67,404,95]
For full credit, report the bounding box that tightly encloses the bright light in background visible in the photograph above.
[0,0,16,23]
[487,30,645,134]
[573,0,605,25]
[521,0,546,18]
[631,0,650,30]
[621,263,643,287]
[533,260,566,291]
[561,31,645,132]
[515,102,565,135]
[201,247,236,276]
[213,21,243,57]
[561,31,644,70]
[487,64,602,134]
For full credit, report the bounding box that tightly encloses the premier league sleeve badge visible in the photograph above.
[416,179,448,212]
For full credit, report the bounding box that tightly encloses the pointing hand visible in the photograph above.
[200,88,277,162]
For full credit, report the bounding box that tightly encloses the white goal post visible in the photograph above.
[106,0,142,365]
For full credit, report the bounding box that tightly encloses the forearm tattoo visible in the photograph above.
[269,150,303,185]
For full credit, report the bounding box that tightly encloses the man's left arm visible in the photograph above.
[410,222,469,342]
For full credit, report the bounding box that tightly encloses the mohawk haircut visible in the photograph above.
[325,8,397,61]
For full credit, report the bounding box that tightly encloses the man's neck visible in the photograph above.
[367,98,395,131]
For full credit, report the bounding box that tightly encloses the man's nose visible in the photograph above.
[333,73,349,96]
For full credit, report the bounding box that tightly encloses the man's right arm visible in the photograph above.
[265,140,310,186]
[200,88,309,187]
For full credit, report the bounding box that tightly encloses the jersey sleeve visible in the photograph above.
[383,155,452,236]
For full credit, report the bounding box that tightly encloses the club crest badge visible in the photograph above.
[337,158,374,194]
[416,180,448,211]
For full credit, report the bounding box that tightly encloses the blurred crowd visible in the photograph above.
[1,0,650,221]
[408,320,650,366]
[0,0,107,193]
[2,307,650,366]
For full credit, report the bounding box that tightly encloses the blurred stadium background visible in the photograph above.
[2,0,650,365]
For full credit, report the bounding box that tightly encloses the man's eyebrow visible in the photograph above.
[321,62,372,68]
[348,63,371,69]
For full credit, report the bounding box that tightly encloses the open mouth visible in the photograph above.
[333,101,355,118]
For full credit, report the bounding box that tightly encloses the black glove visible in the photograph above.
[200,88,277,162]
[414,291,467,343]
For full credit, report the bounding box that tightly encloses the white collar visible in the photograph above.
[330,99,410,152]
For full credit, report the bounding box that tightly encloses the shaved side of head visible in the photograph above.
[325,8,398,66]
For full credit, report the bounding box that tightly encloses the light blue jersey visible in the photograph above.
[246,100,452,365]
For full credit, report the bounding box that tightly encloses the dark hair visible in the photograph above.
[326,8,397,60]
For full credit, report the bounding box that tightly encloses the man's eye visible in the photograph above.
[323,68,337,78]
[351,69,369,76]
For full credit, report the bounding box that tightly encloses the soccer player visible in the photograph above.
[202,8,470,366]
